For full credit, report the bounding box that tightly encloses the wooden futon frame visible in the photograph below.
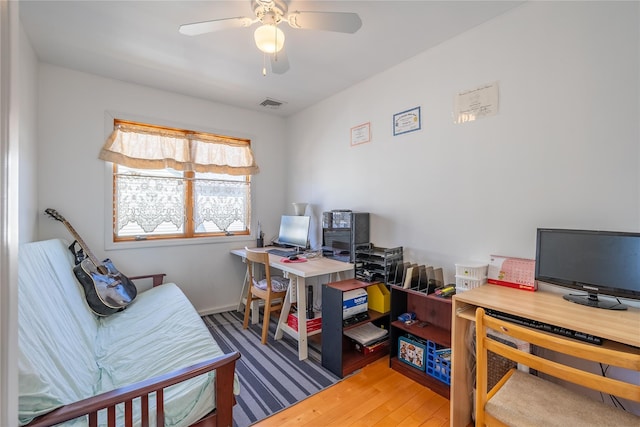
[24,273,240,427]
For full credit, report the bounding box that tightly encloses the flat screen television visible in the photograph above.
[276,215,310,251]
[535,228,640,310]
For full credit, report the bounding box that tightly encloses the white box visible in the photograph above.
[455,275,487,292]
[455,262,489,280]
[342,288,368,319]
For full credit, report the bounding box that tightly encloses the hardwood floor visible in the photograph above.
[252,357,450,427]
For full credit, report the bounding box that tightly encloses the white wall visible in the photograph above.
[36,65,289,314]
[2,1,33,424]
[287,1,639,284]
[286,1,640,414]
[19,24,38,243]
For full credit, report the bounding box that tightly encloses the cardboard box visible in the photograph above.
[488,255,537,291]
[342,288,368,319]
[287,311,322,333]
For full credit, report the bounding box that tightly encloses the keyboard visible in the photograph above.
[485,309,603,345]
[267,248,297,257]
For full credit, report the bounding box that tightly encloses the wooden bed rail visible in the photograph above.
[129,273,167,288]
[25,351,241,427]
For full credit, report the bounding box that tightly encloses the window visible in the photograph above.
[101,120,258,242]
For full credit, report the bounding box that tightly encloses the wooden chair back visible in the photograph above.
[244,247,272,289]
[475,307,640,426]
[243,247,288,344]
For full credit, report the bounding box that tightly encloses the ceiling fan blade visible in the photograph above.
[287,11,362,33]
[179,17,254,36]
[270,48,290,74]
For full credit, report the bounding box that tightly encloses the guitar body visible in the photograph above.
[73,259,138,316]
[45,208,138,316]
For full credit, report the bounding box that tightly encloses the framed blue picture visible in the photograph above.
[393,106,421,136]
[398,335,426,370]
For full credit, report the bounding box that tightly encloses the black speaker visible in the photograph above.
[307,285,314,319]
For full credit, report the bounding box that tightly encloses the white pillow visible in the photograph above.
[253,275,289,292]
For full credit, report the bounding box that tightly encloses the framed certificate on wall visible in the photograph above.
[393,106,421,136]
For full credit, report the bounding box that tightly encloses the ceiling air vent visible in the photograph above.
[259,98,286,109]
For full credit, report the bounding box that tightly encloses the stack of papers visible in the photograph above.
[343,322,388,345]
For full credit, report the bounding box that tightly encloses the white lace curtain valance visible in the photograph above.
[99,121,260,176]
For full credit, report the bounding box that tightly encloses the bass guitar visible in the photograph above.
[45,208,137,316]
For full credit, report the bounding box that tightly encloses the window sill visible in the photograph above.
[104,234,254,251]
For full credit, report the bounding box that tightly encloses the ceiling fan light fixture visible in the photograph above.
[254,24,285,53]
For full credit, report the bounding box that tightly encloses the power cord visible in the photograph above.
[599,363,626,410]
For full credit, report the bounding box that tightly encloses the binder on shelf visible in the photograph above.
[434,268,444,288]
[417,265,428,292]
[418,266,434,293]
[403,264,419,289]
[394,262,410,286]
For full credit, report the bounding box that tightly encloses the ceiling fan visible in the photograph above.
[178,0,362,75]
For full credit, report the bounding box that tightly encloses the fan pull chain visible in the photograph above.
[274,25,279,63]
[262,53,267,76]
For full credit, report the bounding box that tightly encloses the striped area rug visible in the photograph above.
[202,310,340,427]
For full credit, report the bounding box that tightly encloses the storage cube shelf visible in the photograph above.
[321,279,390,378]
[389,285,452,399]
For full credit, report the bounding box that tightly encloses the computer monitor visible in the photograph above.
[535,228,640,310]
[276,215,310,250]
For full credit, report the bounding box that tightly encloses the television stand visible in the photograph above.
[450,284,640,427]
[563,292,628,310]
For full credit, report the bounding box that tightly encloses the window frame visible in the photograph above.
[107,118,253,245]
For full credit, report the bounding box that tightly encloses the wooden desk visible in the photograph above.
[231,247,354,360]
[450,284,640,427]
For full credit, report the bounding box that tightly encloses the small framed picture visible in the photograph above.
[398,336,426,370]
[350,122,371,146]
[393,106,421,136]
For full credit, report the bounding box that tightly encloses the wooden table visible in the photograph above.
[450,284,640,426]
[231,247,354,360]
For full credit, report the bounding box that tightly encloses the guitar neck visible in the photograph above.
[61,219,101,267]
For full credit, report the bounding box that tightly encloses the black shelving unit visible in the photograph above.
[354,244,403,285]
[389,284,452,399]
[321,279,390,378]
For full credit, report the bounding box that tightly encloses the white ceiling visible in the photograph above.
[19,0,524,117]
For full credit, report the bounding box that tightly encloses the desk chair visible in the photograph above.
[243,247,288,344]
[475,307,640,427]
